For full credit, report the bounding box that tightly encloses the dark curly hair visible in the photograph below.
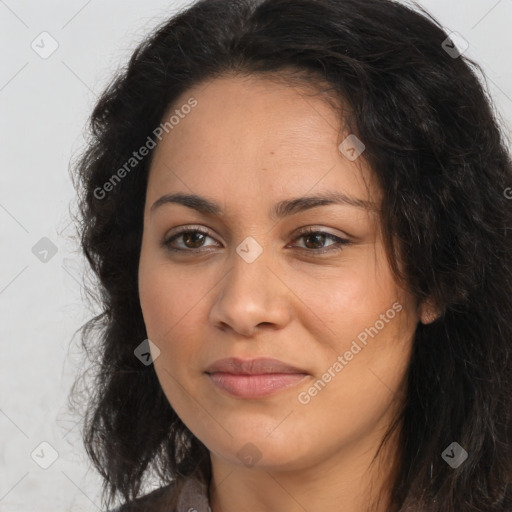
[67,0,512,510]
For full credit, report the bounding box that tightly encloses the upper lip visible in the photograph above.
[205,357,308,375]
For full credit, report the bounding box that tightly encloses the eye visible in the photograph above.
[162,226,219,251]
[288,227,352,254]
[161,226,352,254]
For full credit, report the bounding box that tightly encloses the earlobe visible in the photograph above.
[419,299,441,325]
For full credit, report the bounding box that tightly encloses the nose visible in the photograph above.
[208,242,292,337]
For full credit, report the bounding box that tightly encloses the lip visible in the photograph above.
[207,372,308,399]
[205,357,307,375]
[205,357,309,399]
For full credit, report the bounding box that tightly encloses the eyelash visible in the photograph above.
[161,226,352,255]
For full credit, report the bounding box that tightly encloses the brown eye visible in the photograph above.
[290,228,351,254]
[162,228,218,251]
[161,226,351,255]
[302,232,330,249]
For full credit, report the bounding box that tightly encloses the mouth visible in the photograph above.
[206,372,309,399]
[205,357,309,399]
[205,356,308,374]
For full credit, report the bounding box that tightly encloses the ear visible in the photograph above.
[419,298,441,325]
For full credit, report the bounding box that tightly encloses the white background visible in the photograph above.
[1,1,511,510]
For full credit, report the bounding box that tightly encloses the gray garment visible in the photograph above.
[176,476,212,512]
[109,475,212,512]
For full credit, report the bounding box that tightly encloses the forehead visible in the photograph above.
[147,74,378,213]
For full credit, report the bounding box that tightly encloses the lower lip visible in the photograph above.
[207,372,308,399]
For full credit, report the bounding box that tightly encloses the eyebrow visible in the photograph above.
[149,191,377,219]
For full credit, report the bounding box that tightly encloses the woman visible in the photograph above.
[69,0,512,510]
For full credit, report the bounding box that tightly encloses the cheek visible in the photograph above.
[138,257,209,343]
[291,245,401,345]
[293,247,415,399]
[138,261,205,413]
[138,257,216,409]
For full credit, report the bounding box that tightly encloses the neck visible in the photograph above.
[208,424,401,512]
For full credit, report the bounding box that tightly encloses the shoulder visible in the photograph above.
[108,484,176,512]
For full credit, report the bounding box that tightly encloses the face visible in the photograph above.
[138,74,421,473]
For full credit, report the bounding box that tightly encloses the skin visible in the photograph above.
[138,74,437,512]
